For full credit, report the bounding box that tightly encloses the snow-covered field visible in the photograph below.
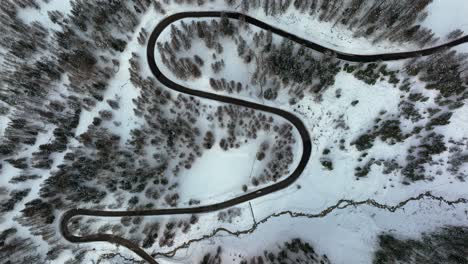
[422,0,468,39]
[161,196,467,264]
[178,134,270,204]
[147,2,468,262]
[1,0,468,263]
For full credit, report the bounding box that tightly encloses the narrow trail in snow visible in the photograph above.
[60,12,468,264]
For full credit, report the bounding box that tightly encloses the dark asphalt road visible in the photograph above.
[60,11,468,264]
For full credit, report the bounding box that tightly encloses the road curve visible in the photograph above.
[60,11,468,264]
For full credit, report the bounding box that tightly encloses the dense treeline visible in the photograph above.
[373,226,468,264]
[0,0,149,262]
[405,50,468,106]
[239,0,437,47]
[1,0,149,178]
[252,38,341,103]
[251,123,295,186]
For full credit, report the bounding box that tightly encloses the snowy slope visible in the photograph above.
[1,0,467,264]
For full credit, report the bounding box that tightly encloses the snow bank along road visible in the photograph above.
[60,11,468,264]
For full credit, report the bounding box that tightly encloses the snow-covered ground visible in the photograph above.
[252,0,468,54]
[148,63,468,262]
[163,196,468,264]
[178,134,268,204]
[421,0,468,40]
[156,1,468,56]
[148,5,468,263]
[250,8,420,54]
[17,0,72,30]
[154,17,468,207]
[2,0,468,263]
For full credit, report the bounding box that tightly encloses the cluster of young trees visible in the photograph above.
[199,246,223,264]
[344,63,400,86]
[8,174,40,184]
[15,198,57,247]
[146,214,199,248]
[350,51,464,183]
[402,132,447,182]
[447,138,468,181]
[141,222,160,248]
[405,50,468,109]
[217,207,242,223]
[320,148,333,170]
[199,238,331,264]
[252,38,342,102]
[215,105,274,149]
[158,16,238,80]
[69,213,200,250]
[350,107,451,182]
[214,105,297,189]
[211,59,225,74]
[209,78,244,93]
[348,52,468,182]
[135,90,203,177]
[352,120,457,183]
[160,16,343,104]
[252,123,295,186]
[0,188,30,213]
[399,100,423,123]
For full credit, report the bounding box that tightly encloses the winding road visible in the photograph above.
[60,11,468,264]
